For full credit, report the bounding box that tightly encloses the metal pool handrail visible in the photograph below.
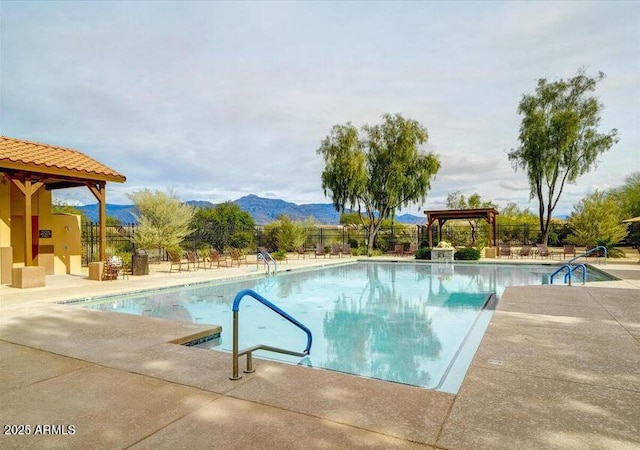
[550,245,607,285]
[257,251,278,275]
[567,245,607,266]
[230,289,312,380]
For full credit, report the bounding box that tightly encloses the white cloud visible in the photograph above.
[3,1,638,219]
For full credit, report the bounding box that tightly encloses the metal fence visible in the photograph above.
[81,221,551,266]
[81,222,136,266]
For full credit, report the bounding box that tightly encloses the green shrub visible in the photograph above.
[595,237,626,258]
[415,247,432,260]
[271,249,288,260]
[454,248,481,260]
[348,238,359,249]
[229,231,254,249]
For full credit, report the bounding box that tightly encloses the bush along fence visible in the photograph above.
[82,221,563,266]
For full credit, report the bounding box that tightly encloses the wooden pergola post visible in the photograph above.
[87,181,107,261]
[6,175,43,266]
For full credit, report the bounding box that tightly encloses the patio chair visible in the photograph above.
[296,246,307,259]
[342,243,351,256]
[102,256,122,280]
[392,243,404,256]
[563,244,576,259]
[535,243,559,259]
[207,249,229,268]
[117,254,131,279]
[186,251,203,271]
[403,243,417,256]
[168,251,186,272]
[230,248,248,266]
[315,243,326,258]
[499,243,512,258]
[585,245,606,258]
[329,243,341,258]
[517,244,533,258]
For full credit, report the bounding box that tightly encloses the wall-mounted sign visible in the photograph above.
[39,229,52,238]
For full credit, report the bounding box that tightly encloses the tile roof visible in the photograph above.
[0,136,126,183]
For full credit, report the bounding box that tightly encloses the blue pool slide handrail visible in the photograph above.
[230,289,312,380]
[550,246,607,285]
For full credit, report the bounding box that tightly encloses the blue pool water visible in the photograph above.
[79,262,612,393]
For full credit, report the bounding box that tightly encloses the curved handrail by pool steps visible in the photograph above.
[230,288,312,380]
[550,246,607,285]
[257,251,278,275]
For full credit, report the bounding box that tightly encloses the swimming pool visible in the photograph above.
[80,261,612,393]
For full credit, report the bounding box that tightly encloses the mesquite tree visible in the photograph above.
[508,70,618,245]
[317,113,440,252]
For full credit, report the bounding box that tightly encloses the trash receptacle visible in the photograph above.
[132,249,149,276]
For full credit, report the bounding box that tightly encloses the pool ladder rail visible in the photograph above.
[257,251,277,275]
[550,246,607,286]
[230,289,312,380]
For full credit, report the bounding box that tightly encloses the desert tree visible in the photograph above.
[508,70,619,245]
[318,113,440,252]
[127,189,194,254]
[191,202,255,251]
[611,172,640,219]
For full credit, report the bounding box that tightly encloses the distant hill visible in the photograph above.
[76,204,138,224]
[77,194,425,225]
[233,194,342,224]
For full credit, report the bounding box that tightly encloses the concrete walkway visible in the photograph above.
[1,256,639,449]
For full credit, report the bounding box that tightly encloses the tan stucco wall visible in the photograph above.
[0,177,83,275]
[48,213,82,275]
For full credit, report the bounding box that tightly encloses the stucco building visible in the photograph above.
[0,136,125,285]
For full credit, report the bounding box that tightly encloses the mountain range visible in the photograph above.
[76,194,426,225]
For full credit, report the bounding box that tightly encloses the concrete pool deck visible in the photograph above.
[1,255,639,449]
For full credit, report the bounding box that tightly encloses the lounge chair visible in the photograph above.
[392,244,404,256]
[342,243,351,256]
[517,245,533,258]
[563,245,576,259]
[315,243,326,258]
[499,243,512,258]
[535,243,559,259]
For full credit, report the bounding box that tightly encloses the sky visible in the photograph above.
[1,1,639,218]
